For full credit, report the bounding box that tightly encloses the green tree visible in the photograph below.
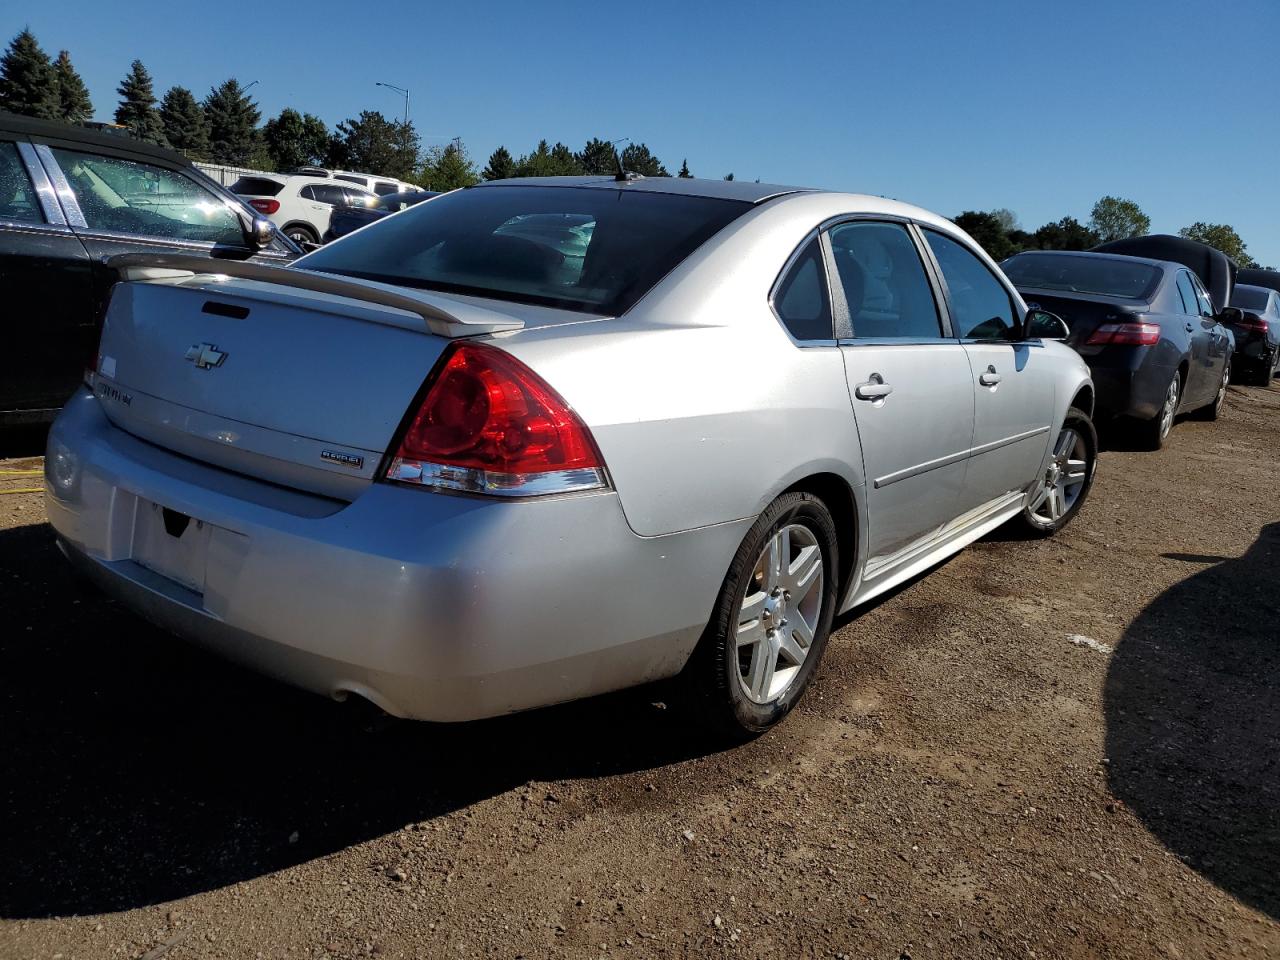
[954,210,1019,260]
[723,172,735,181]
[677,158,692,178]
[620,142,668,177]
[327,110,419,179]
[159,86,209,156]
[1028,216,1099,251]
[515,139,581,177]
[53,50,92,123]
[550,141,583,175]
[262,108,328,170]
[1179,222,1255,267]
[422,140,480,191]
[577,137,618,175]
[991,208,1019,233]
[1089,196,1150,243]
[482,145,516,180]
[0,29,59,119]
[204,79,261,165]
[114,60,166,145]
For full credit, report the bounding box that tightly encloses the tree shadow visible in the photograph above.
[1104,521,1280,918]
[0,523,723,919]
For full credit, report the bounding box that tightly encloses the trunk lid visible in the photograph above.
[1016,288,1150,348]
[92,261,549,499]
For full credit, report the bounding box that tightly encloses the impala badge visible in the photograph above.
[185,343,227,369]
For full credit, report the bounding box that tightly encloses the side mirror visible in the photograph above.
[1025,309,1070,341]
[1217,306,1243,324]
[245,217,275,250]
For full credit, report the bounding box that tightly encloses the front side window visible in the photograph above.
[0,141,44,223]
[829,221,941,339]
[52,148,243,244]
[1188,274,1215,317]
[298,185,752,315]
[773,237,832,341]
[925,230,1017,339]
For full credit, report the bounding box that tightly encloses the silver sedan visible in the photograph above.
[46,176,1096,737]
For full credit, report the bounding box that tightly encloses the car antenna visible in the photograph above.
[610,137,639,182]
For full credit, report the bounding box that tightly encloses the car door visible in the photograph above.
[1187,272,1230,399]
[921,229,1056,514]
[0,139,94,419]
[826,220,975,577]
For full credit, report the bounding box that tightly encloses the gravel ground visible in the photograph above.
[1,384,1277,960]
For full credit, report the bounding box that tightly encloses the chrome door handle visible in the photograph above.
[979,366,1002,386]
[854,375,892,401]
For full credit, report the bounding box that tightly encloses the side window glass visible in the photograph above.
[773,237,832,341]
[374,181,398,196]
[51,148,243,245]
[300,185,317,201]
[828,221,941,339]
[924,230,1017,339]
[1174,272,1195,314]
[0,141,44,223]
[1189,275,1214,317]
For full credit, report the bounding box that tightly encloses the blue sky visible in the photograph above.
[9,0,1280,265]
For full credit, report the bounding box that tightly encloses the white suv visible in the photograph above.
[293,166,420,197]
[229,173,376,245]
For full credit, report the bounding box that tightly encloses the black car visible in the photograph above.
[1225,283,1280,384]
[321,190,439,243]
[1002,249,1233,449]
[0,112,299,426]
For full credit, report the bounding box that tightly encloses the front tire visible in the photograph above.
[1019,406,1097,536]
[1195,360,1231,419]
[686,492,839,739]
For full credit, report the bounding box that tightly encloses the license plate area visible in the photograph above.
[131,500,214,594]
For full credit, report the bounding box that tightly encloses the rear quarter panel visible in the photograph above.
[498,194,868,538]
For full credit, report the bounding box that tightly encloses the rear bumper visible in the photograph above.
[45,391,749,721]
[1081,345,1179,421]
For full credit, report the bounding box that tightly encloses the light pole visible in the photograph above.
[375,82,409,124]
[242,79,259,93]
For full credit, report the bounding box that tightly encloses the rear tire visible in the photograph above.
[1138,371,1181,450]
[685,492,839,740]
[1019,406,1097,537]
[285,224,319,245]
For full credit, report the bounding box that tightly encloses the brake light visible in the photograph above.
[1085,322,1161,346]
[249,198,280,215]
[384,342,608,496]
[1237,314,1269,333]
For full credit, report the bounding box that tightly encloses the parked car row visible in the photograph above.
[8,113,1275,741]
[322,189,439,243]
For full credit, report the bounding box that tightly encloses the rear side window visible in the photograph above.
[0,141,43,223]
[829,222,940,339]
[373,181,399,195]
[773,237,832,341]
[52,148,244,245]
[303,183,348,205]
[1175,272,1197,315]
[229,176,284,197]
[298,185,752,315]
[335,174,367,187]
[924,230,1017,339]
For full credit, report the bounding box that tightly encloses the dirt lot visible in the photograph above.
[1,385,1277,960]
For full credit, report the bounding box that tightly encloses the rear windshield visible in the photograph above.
[1003,253,1161,300]
[1231,286,1270,311]
[229,177,284,197]
[297,184,753,314]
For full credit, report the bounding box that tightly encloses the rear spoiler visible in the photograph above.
[103,253,525,338]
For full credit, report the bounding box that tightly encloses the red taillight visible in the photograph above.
[384,342,608,496]
[1085,322,1161,346]
[249,198,280,215]
[1237,314,1269,333]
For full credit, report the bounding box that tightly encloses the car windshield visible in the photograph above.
[297,185,753,314]
[1231,286,1270,311]
[1003,253,1160,300]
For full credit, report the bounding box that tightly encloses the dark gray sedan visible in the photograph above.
[1002,250,1233,449]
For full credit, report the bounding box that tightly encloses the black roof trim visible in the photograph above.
[0,111,195,167]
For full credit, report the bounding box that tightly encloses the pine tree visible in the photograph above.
[159,86,209,157]
[53,50,92,123]
[620,143,668,177]
[577,137,617,175]
[482,146,516,180]
[677,158,692,178]
[549,141,583,175]
[114,60,167,145]
[204,79,261,165]
[326,111,418,179]
[0,29,59,119]
[422,140,480,191]
[723,173,735,181]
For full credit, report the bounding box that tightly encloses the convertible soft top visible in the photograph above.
[1092,234,1236,313]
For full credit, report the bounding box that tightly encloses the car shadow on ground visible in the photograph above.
[0,424,49,460]
[1104,520,1280,920]
[0,522,723,919]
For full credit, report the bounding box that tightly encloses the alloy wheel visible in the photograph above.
[1214,364,1229,413]
[735,524,824,705]
[1027,427,1089,526]
[1159,376,1179,440]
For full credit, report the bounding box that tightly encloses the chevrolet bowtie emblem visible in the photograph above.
[185,343,227,369]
